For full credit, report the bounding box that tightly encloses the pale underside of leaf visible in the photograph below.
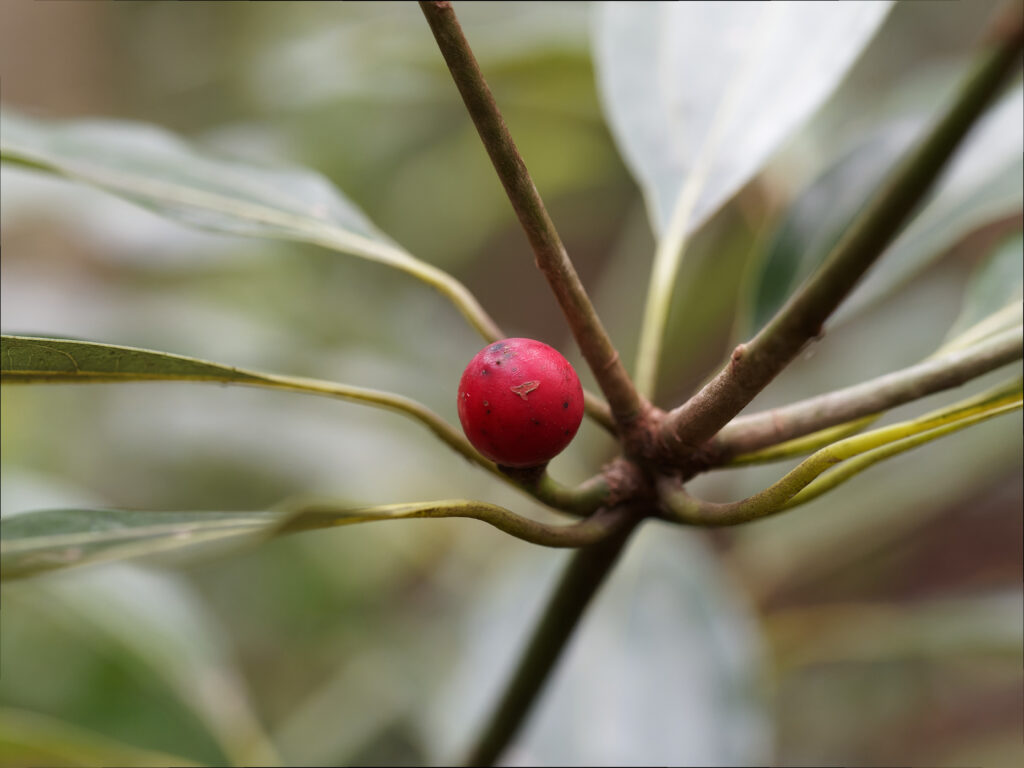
[0,111,502,341]
[595,2,894,238]
[593,1,892,395]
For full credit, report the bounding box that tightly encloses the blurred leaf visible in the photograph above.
[744,121,918,335]
[0,111,391,253]
[0,707,199,768]
[0,112,500,336]
[271,651,415,766]
[945,232,1023,341]
[1,335,270,385]
[426,525,770,765]
[15,565,278,766]
[593,1,891,237]
[1,508,277,581]
[839,85,1024,320]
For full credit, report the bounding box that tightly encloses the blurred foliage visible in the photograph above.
[1,1,1021,766]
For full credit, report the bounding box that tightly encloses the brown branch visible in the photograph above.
[657,8,1024,467]
[710,327,1023,460]
[418,1,649,436]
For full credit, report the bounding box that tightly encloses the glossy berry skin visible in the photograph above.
[457,338,584,468]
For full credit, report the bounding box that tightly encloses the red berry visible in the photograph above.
[457,338,584,468]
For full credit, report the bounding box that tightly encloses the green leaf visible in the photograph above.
[0,707,200,768]
[0,504,401,581]
[0,111,500,340]
[8,566,279,766]
[593,2,891,238]
[1,508,277,581]
[745,122,918,335]
[945,232,1024,342]
[0,335,270,385]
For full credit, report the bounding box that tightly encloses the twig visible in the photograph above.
[660,380,1022,526]
[462,514,643,765]
[711,326,1023,460]
[657,10,1024,465]
[281,499,633,549]
[418,1,648,434]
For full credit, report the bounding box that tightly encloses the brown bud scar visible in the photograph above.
[510,380,540,400]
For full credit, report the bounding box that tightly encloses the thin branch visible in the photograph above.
[279,499,633,549]
[711,326,1023,460]
[418,1,648,433]
[463,514,643,765]
[780,399,1020,510]
[657,11,1024,465]
[723,416,877,467]
[660,380,1022,526]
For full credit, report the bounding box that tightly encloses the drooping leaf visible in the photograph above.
[945,232,1024,342]
[0,112,499,339]
[0,111,396,255]
[593,1,892,238]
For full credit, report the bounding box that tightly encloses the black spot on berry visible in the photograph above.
[481,368,489,375]
[531,418,541,425]
[486,409,491,414]
[562,401,569,409]
[495,360,502,366]
[563,428,570,435]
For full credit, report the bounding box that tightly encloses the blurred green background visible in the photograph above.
[1,2,1021,766]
